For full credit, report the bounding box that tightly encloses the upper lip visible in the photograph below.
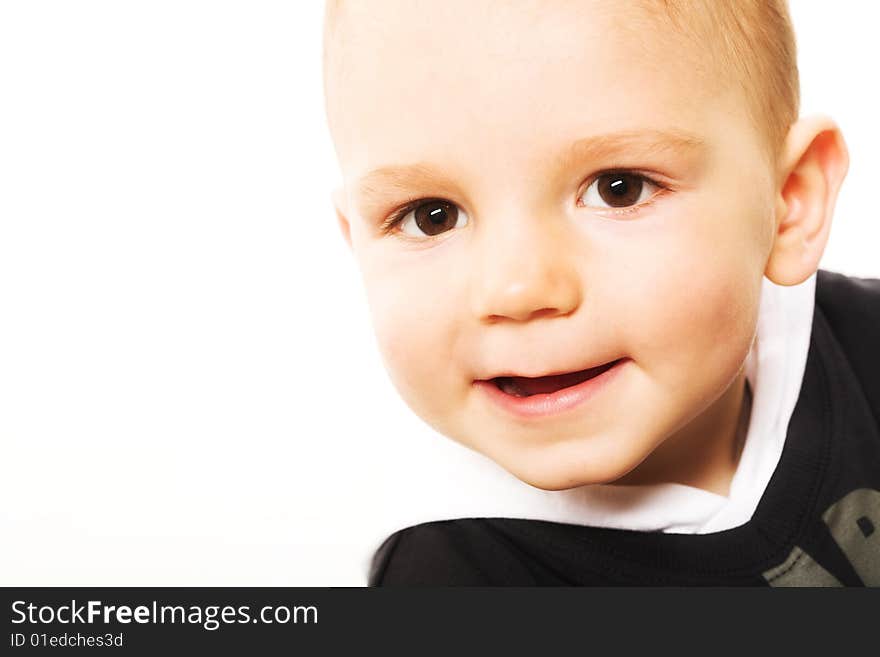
[476,357,624,382]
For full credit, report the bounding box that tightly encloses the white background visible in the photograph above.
[1,1,878,586]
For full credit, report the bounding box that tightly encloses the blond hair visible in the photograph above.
[654,0,799,162]
[324,0,799,162]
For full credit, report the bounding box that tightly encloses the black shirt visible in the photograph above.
[369,269,880,586]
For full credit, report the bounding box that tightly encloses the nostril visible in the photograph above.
[529,307,564,321]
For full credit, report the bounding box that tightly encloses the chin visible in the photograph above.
[500,442,647,491]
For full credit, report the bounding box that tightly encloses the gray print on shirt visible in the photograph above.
[763,488,880,586]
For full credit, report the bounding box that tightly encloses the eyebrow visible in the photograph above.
[561,128,707,171]
[352,128,707,206]
[354,162,454,209]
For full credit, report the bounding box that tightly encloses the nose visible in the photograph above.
[470,213,583,324]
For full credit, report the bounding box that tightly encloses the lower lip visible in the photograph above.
[474,358,629,420]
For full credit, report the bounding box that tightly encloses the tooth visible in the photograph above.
[500,379,529,397]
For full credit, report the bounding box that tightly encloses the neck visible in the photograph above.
[613,368,751,496]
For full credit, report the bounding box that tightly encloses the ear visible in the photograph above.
[764,115,849,286]
[332,186,353,251]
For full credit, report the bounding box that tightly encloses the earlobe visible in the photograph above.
[332,186,353,251]
[765,115,849,286]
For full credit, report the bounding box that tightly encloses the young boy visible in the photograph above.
[322,0,879,585]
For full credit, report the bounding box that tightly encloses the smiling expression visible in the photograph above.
[325,0,778,490]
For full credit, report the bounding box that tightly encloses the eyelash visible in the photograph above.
[578,170,671,216]
[380,197,440,235]
[379,170,670,235]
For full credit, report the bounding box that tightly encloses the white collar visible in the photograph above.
[358,273,817,573]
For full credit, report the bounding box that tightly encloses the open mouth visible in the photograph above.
[491,359,623,397]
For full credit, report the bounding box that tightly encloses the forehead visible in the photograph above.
[328,0,730,184]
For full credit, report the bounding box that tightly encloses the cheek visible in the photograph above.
[659,265,758,364]
[360,249,464,417]
[609,203,764,382]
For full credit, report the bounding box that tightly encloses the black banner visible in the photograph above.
[2,587,877,654]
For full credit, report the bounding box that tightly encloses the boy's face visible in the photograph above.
[328,0,777,489]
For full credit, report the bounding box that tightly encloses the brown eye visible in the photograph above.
[580,172,659,210]
[399,200,468,237]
